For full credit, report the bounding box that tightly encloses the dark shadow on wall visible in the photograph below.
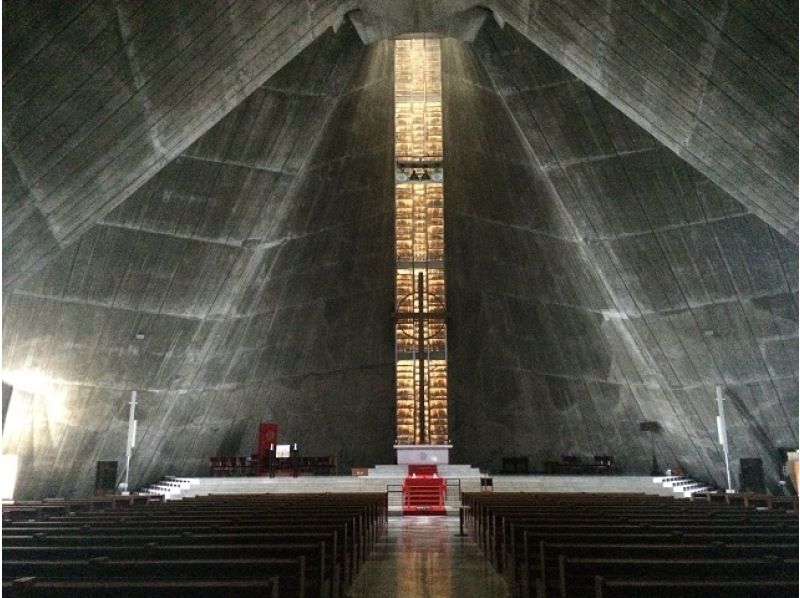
[440,36,656,474]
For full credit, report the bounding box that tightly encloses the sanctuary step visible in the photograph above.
[403,465,447,516]
[653,475,717,498]
[141,474,677,505]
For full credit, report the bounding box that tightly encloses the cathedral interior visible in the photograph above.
[2,1,797,500]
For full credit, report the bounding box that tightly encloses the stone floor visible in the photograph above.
[347,515,511,598]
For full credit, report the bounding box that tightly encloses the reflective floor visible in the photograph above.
[347,516,511,598]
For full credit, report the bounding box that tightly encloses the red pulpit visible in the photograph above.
[258,422,279,454]
[255,422,278,475]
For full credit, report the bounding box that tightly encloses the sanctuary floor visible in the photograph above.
[347,515,511,598]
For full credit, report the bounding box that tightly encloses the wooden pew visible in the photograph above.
[4,530,341,596]
[537,542,798,596]
[4,523,352,583]
[697,492,799,511]
[3,492,387,598]
[516,530,798,597]
[2,495,163,522]
[495,508,794,572]
[4,557,307,597]
[559,556,798,598]
[594,577,799,598]
[3,577,281,598]
[3,543,328,597]
[461,492,799,598]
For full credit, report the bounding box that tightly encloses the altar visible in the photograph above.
[394,444,452,465]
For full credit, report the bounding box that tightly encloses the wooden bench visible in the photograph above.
[4,531,341,596]
[537,542,798,597]
[4,557,307,596]
[698,492,799,511]
[594,577,799,597]
[515,530,798,596]
[3,577,281,598]
[461,492,799,598]
[3,543,329,597]
[3,492,387,598]
[2,495,163,522]
[495,509,793,571]
[560,556,798,598]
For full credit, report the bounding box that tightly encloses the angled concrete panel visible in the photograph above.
[3,0,353,289]
[491,0,798,238]
[2,25,374,498]
[474,21,798,489]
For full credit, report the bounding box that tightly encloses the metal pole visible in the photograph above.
[417,272,426,445]
[123,390,137,495]
[716,385,733,492]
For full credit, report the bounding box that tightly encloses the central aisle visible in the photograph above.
[347,516,511,597]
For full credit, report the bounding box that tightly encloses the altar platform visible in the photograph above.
[143,472,677,507]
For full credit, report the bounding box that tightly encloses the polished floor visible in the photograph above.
[347,515,511,598]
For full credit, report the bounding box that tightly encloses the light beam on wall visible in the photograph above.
[1,454,19,500]
[393,38,449,446]
[2,370,69,440]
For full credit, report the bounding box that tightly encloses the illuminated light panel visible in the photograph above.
[395,360,448,445]
[394,38,448,446]
[395,184,444,263]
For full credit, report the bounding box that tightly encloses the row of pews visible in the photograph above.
[3,492,387,597]
[462,491,799,597]
[2,495,164,521]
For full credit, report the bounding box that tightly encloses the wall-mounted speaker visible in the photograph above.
[95,461,118,496]
[639,421,660,432]
[740,458,766,493]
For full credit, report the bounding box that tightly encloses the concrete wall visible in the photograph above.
[443,37,658,477]
[228,38,397,470]
[3,6,796,497]
[2,26,396,498]
[444,26,797,490]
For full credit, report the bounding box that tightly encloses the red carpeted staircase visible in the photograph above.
[402,464,447,516]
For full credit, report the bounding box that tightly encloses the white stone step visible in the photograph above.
[653,474,712,498]
[680,482,706,490]
[670,480,698,490]
[142,474,679,501]
[662,478,691,488]
[652,476,685,484]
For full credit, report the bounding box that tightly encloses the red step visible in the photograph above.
[408,464,438,477]
[402,465,446,515]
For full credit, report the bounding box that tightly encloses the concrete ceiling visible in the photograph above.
[493,0,798,239]
[4,1,796,291]
[2,1,797,498]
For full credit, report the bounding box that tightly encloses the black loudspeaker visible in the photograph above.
[740,458,766,493]
[95,461,118,496]
[639,421,660,432]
